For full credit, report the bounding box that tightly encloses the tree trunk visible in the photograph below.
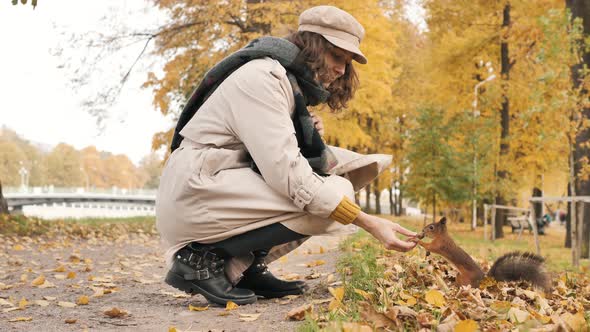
[0,180,8,215]
[365,183,371,213]
[567,0,590,258]
[389,186,394,215]
[398,184,403,216]
[532,186,542,220]
[374,179,381,214]
[432,191,436,222]
[565,183,572,248]
[495,3,511,240]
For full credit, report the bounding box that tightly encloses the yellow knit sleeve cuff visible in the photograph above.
[329,196,361,225]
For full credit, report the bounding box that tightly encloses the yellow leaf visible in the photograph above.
[328,299,341,311]
[168,327,178,332]
[20,274,28,282]
[454,319,478,332]
[188,304,209,311]
[65,318,77,324]
[225,301,239,311]
[424,289,446,307]
[31,275,45,286]
[529,310,551,324]
[319,246,326,254]
[8,316,32,322]
[18,298,28,309]
[76,296,89,305]
[12,244,25,251]
[54,265,66,272]
[354,288,372,300]
[306,260,326,267]
[329,287,345,302]
[67,271,76,279]
[279,256,288,263]
[490,301,512,314]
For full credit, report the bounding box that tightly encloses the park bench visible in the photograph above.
[508,215,532,238]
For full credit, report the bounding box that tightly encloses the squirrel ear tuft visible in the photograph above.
[439,217,447,225]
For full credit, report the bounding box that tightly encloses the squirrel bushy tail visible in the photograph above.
[487,251,551,291]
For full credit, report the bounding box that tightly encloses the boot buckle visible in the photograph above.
[184,269,210,281]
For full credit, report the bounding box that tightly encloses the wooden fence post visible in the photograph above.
[483,204,488,241]
[491,205,496,242]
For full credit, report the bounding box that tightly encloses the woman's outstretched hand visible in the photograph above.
[353,212,417,252]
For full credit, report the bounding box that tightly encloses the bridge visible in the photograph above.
[4,189,156,214]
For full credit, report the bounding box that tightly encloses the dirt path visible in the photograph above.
[0,232,347,332]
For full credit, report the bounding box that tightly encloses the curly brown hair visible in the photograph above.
[285,31,359,111]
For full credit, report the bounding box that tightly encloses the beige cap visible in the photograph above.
[298,5,367,64]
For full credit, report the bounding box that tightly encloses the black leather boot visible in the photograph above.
[165,243,257,305]
[236,250,308,298]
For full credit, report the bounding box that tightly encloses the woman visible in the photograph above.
[156,5,417,306]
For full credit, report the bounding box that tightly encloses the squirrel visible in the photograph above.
[410,217,551,291]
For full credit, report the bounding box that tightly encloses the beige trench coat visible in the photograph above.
[156,57,391,283]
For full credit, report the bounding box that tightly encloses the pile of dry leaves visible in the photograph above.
[288,243,590,331]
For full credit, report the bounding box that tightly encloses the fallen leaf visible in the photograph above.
[282,273,301,281]
[8,316,32,322]
[38,281,56,289]
[490,301,512,314]
[31,275,45,286]
[65,319,77,324]
[305,260,326,267]
[67,271,76,279]
[287,303,313,321]
[12,244,25,251]
[239,313,261,322]
[188,304,209,311]
[54,265,66,272]
[358,301,395,329]
[454,319,478,332]
[18,298,28,309]
[0,299,12,307]
[354,288,373,301]
[76,296,89,305]
[168,327,178,332]
[328,287,345,311]
[561,312,588,332]
[425,289,446,307]
[43,296,56,301]
[104,307,128,318]
[507,307,529,323]
[58,301,77,308]
[33,300,50,307]
[225,301,239,311]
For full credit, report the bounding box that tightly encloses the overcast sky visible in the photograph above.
[0,0,171,164]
